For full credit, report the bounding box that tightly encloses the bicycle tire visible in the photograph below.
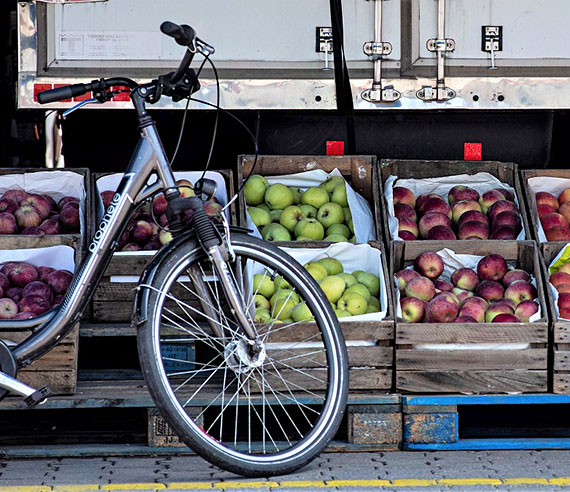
[137,232,348,477]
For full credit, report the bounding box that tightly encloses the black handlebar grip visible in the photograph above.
[37,84,89,104]
[160,21,195,47]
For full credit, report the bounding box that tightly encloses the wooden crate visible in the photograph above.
[521,169,570,248]
[0,168,91,252]
[392,240,549,394]
[251,240,395,392]
[237,155,382,243]
[0,235,82,394]
[378,159,531,244]
[91,170,235,323]
[540,242,570,394]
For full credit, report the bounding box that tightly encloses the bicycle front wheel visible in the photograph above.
[137,232,348,477]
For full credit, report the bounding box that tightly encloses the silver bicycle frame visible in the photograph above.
[11,120,178,368]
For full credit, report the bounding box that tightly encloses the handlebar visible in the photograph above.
[37,21,207,105]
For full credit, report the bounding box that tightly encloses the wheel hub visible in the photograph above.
[224,339,266,373]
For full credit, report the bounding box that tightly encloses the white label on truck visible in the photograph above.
[57,31,161,60]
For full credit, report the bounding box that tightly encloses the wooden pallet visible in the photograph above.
[392,241,550,394]
[540,242,570,394]
[402,393,570,450]
[90,170,236,323]
[0,379,402,453]
[378,159,531,245]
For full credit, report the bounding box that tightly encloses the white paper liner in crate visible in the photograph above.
[384,172,525,241]
[395,248,541,350]
[244,168,376,244]
[246,243,388,349]
[527,176,570,242]
[546,242,570,320]
[97,172,229,282]
[0,171,87,237]
[0,245,75,272]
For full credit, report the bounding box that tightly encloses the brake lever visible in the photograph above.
[196,38,215,56]
[62,98,97,119]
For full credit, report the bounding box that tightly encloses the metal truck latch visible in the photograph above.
[482,26,502,70]
[360,0,400,103]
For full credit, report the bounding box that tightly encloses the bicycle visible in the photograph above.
[0,22,349,477]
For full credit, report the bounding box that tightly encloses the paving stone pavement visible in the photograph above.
[2,451,570,491]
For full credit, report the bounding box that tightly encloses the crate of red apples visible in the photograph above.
[379,160,530,242]
[91,171,234,323]
[521,170,570,244]
[392,241,548,394]
[0,243,79,394]
[0,169,89,248]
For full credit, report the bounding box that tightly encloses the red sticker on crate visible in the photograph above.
[326,141,345,156]
[53,84,72,102]
[464,142,482,161]
[33,84,53,102]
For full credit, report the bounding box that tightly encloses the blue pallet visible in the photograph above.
[405,438,570,451]
[403,394,570,406]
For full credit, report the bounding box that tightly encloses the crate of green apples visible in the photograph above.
[0,243,80,394]
[91,170,235,323]
[238,155,381,245]
[392,240,549,394]
[251,242,394,391]
[379,160,530,242]
[540,243,570,394]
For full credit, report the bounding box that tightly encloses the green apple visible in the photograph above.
[271,298,298,320]
[296,236,313,241]
[262,223,291,242]
[254,294,270,310]
[318,258,343,275]
[247,207,271,228]
[366,304,380,313]
[326,223,350,238]
[274,275,292,290]
[368,296,381,309]
[325,234,348,243]
[289,186,303,204]
[355,272,381,297]
[334,309,352,318]
[304,262,328,282]
[300,204,318,219]
[269,210,283,222]
[254,308,271,323]
[257,204,270,213]
[270,289,300,306]
[280,318,295,324]
[319,275,346,303]
[352,270,365,278]
[345,283,371,302]
[320,176,345,193]
[292,302,314,322]
[343,207,352,223]
[331,184,348,207]
[348,219,354,234]
[279,205,305,232]
[317,202,344,229]
[301,187,329,209]
[265,183,293,210]
[253,273,275,298]
[243,175,269,205]
[337,292,368,315]
[338,273,357,288]
[348,236,356,244]
[294,218,324,241]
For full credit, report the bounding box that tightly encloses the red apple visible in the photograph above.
[5,287,22,302]
[39,218,60,235]
[504,281,537,305]
[421,198,452,220]
[559,188,570,207]
[475,280,505,303]
[551,272,570,289]
[426,295,458,322]
[2,190,28,204]
[19,295,51,316]
[394,203,417,221]
[0,298,18,319]
[485,301,514,322]
[458,221,489,240]
[546,227,570,242]
[20,194,51,220]
[540,213,569,231]
[14,311,35,320]
[503,269,530,286]
[558,293,570,319]
[490,226,518,240]
[22,281,53,304]
[46,270,73,294]
[398,231,416,241]
[37,266,56,284]
[0,212,17,234]
[131,220,153,245]
[393,187,416,208]
[14,205,42,229]
[451,268,479,291]
[405,276,436,302]
[400,296,425,322]
[479,190,506,214]
[452,200,482,223]
[58,196,79,209]
[417,193,444,212]
[419,212,451,238]
[434,279,454,292]
[492,211,521,233]
[487,200,518,221]
[477,254,507,281]
[492,188,515,202]
[458,210,488,227]
[515,300,539,322]
[459,298,486,323]
[448,186,480,205]
[557,284,570,294]
[0,198,18,215]
[537,204,556,218]
[414,252,444,279]
[59,202,80,232]
[8,262,38,287]
[558,202,570,224]
[453,316,477,323]
[427,226,457,240]
[21,226,45,235]
[492,313,520,323]
[394,269,421,291]
[398,217,419,238]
